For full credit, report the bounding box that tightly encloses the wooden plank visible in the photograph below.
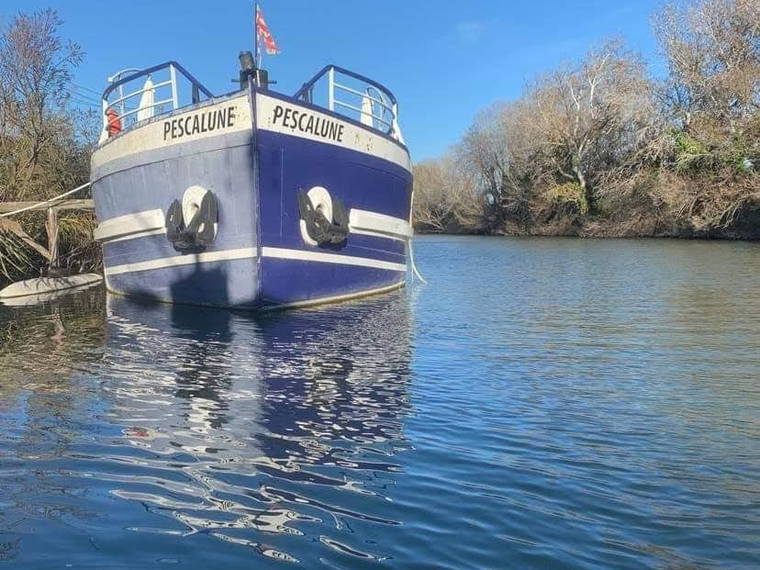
[53,199,95,212]
[46,208,59,268]
[0,199,94,213]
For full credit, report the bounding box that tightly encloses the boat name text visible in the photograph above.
[163,106,238,141]
[272,105,345,143]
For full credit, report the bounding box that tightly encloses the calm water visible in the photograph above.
[0,236,759,569]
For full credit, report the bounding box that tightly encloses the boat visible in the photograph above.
[0,273,102,306]
[91,41,412,310]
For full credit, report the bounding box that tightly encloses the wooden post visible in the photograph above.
[0,199,94,271]
[46,207,59,269]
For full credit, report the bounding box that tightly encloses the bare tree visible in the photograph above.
[652,0,760,232]
[458,103,513,229]
[415,0,760,238]
[0,9,83,200]
[0,10,97,283]
[523,41,659,213]
[450,42,662,234]
[655,0,760,136]
[413,154,483,233]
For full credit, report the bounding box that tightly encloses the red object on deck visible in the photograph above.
[106,108,122,136]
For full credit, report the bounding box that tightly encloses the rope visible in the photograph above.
[407,189,427,284]
[0,182,91,218]
[408,237,427,284]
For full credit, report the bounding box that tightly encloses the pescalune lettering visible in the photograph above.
[163,106,237,141]
[272,105,344,143]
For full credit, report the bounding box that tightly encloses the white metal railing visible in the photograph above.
[332,87,394,131]
[328,68,396,133]
[107,80,174,119]
[100,62,214,140]
[296,66,405,143]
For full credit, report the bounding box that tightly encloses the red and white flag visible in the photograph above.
[256,5,280,55]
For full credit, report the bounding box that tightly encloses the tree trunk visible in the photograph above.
[573,165,591,214]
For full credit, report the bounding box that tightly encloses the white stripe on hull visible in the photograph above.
[94,208,165,242]
[108,228,166,243]
[349,228,406,242]
[348,209,412,238]
[105,247,258,276]
[104,246,406,276]
[261,247,407,272]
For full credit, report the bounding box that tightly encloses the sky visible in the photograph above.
[1,0,665,160]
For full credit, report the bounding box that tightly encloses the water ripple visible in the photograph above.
[0,237,759,568]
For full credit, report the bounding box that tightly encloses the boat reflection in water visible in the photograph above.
[101,292,414,562]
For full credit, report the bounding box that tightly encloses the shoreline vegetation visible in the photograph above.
[412,0,760,241]
[0,9,97,286]
[0,1,758,288]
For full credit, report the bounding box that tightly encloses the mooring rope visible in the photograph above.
[408,237,427,284]
[407,189,427,284]
[0,181,92,218]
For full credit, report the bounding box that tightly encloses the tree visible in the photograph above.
[456,42,660,232]
[655,0,760,136]
[653,0,760,233]
[413,0,760,238]
[523,41,658,214]
[0,8,84,200]
[0,10,97,283]
[458,104,514,229]
[413,154,483,233]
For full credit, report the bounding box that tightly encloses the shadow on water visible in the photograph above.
[0,285,414,567]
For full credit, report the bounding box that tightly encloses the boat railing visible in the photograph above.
[294,65,405,143]
[100,61,215,138]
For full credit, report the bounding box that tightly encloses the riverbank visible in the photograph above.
[416,215,760,241]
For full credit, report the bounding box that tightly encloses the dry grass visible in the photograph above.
[0,229,39,282]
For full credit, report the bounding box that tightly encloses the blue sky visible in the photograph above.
[2,0,663,160]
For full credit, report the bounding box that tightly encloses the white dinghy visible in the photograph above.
[0,273,103,305]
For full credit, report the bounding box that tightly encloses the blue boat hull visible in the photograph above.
[90,88,412,309]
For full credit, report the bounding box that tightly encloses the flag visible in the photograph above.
[256,5,280,55]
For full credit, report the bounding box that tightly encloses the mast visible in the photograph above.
[253,1,261,69]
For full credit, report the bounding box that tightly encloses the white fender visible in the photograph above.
[182,185,217,239]
[300,186,332,246]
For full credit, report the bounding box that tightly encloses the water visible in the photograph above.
[0,236,759,569]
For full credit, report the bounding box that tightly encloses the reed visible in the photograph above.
[0,227,37,282]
